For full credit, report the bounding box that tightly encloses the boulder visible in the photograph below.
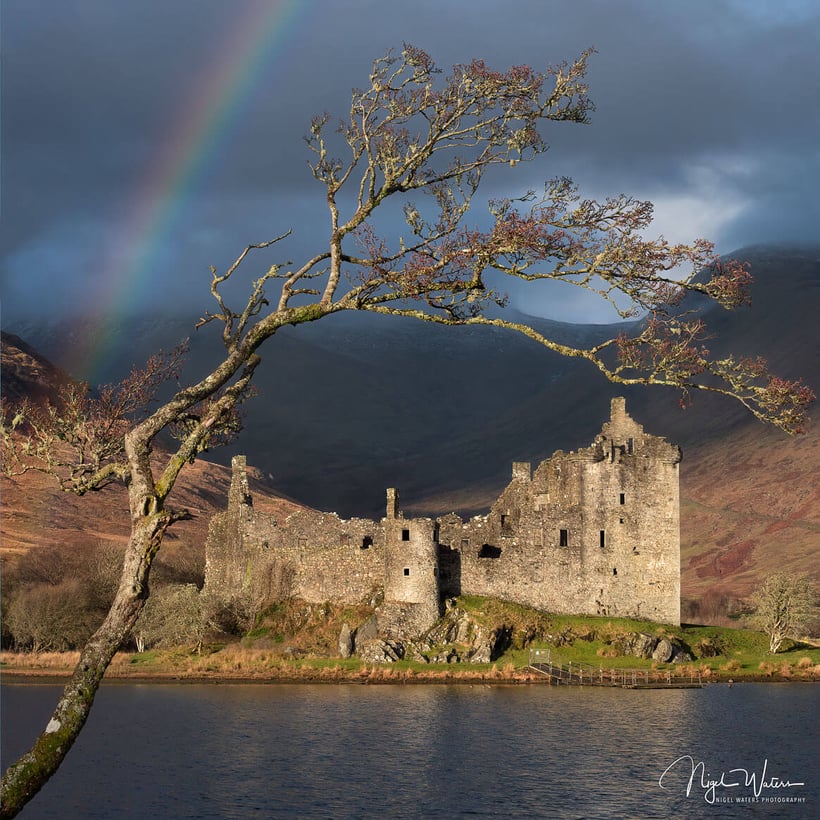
[353,616,379,649]
[468,637,493,664]
[428,647,460,664]
[338,622,354,659]
[616,632,658,659]
[357,638,404,664]
[652,638,674,663]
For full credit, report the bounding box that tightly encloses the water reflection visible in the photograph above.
[2,683,816,819]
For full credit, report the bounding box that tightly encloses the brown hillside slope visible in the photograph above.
[681,423,819,604]
[1,331,72,406]
[0,332,306,567]
[1,454,304,565]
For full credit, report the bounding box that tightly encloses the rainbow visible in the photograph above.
[72,0,310,383]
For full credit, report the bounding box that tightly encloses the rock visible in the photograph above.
[428,647,460,664]
[353,616,379,649]
[357,638,404,664]
[617,632,658,659]
[468,637,493,664]
[338,622,354,659]
[652,638,674,663]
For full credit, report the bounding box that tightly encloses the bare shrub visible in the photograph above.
[134,584,206,652]
[203,587,266,636]
[12,545,73,587]
[6,581,98,652]
[82,541,126,610]
[680,598,700,622]
[151,540,205,587]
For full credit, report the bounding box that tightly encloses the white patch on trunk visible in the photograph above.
[45,718,61,734]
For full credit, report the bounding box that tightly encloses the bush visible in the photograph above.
[134,584,206,652]
[203,587,266,636]
[5,581,98,651]
[694,635,726,657]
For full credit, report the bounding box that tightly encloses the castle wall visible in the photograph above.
[205,463,387,606]
[435,398,680,623]
[204,398,682,628]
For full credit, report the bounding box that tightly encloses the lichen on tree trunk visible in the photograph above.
[0,513,166,818]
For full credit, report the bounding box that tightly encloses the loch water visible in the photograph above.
[2,681,817,819]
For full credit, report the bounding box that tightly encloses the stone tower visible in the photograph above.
[379,488,442,635]
[435,397,682,624]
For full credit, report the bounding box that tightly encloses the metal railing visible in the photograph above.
[527,648,703,688]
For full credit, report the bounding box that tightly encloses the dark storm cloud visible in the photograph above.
[2,0,818,321]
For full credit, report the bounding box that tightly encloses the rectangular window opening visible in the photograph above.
[559,529,568,547]
[600,530,605,549]
[619,493,625,505]
[401,528,410,541]
[403,567,410,576]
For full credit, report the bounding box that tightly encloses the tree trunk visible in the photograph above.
[0,514,164,818]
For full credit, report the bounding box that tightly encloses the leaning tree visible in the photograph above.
[0,45,812,816]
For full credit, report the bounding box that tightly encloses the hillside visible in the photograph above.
[0,331,306,568]
[0,331,73,406]
[0,448,304,564]
[3,244,818,613]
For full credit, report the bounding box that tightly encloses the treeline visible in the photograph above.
[1,541,261,653]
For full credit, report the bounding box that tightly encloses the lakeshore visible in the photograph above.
[2,649,817,685]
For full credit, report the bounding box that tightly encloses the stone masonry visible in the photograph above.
[204,398,682,629]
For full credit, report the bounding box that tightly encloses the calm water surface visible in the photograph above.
[1,681,816,819]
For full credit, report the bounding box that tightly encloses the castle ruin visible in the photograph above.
[204,397,682,630]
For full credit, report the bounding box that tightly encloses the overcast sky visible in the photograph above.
[2,0,819,327]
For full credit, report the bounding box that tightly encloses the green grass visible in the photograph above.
[6,596,816,682]
[453,596,820,678]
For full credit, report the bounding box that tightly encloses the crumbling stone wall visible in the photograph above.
[436,397,681,623]
[204,398,682,628]
[205,480,388,609]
